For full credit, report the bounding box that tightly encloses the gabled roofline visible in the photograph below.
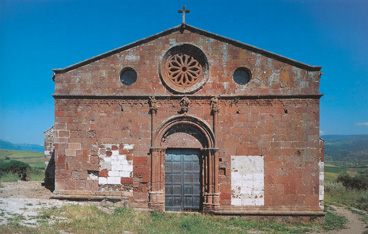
[52,24,321,74]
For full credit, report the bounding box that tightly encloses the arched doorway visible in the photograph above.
[149,115,219,212]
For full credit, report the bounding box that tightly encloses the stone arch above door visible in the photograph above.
[154,115,215,149]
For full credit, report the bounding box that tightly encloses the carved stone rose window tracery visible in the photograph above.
[160,44,208,93]
[167,54,203,87]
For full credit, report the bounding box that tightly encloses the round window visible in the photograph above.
[233,67,251,85]
[160,44,209,93]
[120,68,137,85]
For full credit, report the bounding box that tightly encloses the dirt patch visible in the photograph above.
[325,206,367,234]
[0,181,83,226]
[0,181,52,199]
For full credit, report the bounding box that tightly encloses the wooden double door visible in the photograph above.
[165,149,201,211]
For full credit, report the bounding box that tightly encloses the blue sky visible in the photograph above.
[0,0,367,145]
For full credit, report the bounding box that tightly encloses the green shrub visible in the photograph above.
[357,193,368,210]
[325,182,345,193]
[337,173,368,190]
[0,158,31,180]
[325,181,368,211]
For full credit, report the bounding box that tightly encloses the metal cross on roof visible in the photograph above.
[178,5,190,25]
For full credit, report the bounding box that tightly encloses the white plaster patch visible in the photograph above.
[98,177,107,185]
[125,54,140,61]
[108,171,120,177]
[123,144,134,150]
[319,161,324,209]
[107,177,121,185]
[231,156,264,206]
[98,143,134,185]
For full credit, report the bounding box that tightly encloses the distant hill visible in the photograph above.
[323,135,368,164]
[0,139,43,152]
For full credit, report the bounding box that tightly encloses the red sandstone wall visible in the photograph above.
[54,29,320,96]
[53,28,322,210]
[216,99,321,208]
[54,97,321,209]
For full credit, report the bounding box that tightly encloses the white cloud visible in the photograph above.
[355,122,368,127]
[320,130,324,135]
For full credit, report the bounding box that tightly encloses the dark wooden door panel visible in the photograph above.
[165,149,201,211]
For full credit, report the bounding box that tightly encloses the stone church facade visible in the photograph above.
[48,23,324,220]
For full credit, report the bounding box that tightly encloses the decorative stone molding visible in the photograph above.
[154,115,215,148]
[149,96,157,114]
[210,96,220,113]
[179,96,191,114]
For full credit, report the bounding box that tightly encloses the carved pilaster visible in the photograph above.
[149,147,166,211]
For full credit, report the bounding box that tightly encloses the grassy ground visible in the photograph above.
[0,205,346,234]
[325,185,368,211]
[0,149,44,168]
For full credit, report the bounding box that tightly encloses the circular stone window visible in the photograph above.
[233,67,251,85]
[160,44,208,93]
[120,68,137,85]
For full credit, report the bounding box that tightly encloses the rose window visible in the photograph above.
[167,54,203,87]
[160,44,208,93]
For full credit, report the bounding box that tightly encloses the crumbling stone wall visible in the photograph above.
[44,126,55,190]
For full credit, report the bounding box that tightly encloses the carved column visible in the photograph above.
[212,148,220,209]
[202,148,211,212]
[210,96,219,142]
[202,147,220,212]
[149,96,157,146]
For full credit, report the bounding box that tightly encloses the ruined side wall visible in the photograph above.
[44,126,55,188]
[44,126,54,168]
